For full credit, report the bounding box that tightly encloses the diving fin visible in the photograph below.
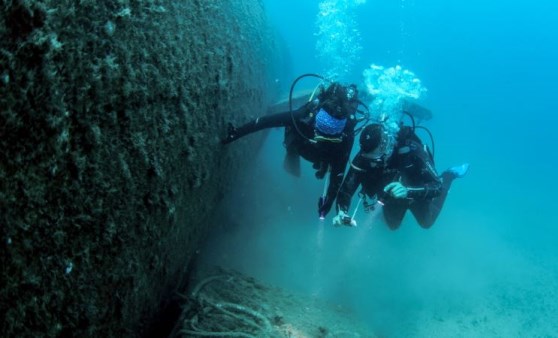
[401,99,433,122]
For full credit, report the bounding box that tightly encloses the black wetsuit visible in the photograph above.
[336,126,455,229]
[223,101,357,216]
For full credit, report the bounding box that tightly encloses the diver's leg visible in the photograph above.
[411,170,458,228]
[283,149,301,177]
[282,124,304,177]
[410,200,440,229]
[382,203,407,230]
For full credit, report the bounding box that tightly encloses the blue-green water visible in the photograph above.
[203,1,558,336]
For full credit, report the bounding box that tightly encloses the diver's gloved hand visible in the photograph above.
[313,162,328,179]
[384,182,408,199]
[221,123,238,144]
[318,196,333,219]
[332,210,357,227]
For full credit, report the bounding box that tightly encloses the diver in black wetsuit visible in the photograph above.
[222,81,367,218]
[334,123,469,229]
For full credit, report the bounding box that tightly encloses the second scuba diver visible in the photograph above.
[333,122,469,229]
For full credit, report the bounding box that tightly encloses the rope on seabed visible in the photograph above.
[180,274,273,337]
[179,271,364,337]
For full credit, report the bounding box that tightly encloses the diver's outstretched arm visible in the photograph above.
[221,111,293,144]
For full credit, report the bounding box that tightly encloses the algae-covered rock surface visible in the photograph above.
[0,0,279,336]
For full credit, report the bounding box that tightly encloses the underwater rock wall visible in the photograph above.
[0,0,277,336]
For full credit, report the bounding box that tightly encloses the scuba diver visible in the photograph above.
[222,75,369,218]
[333,122,469,229]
